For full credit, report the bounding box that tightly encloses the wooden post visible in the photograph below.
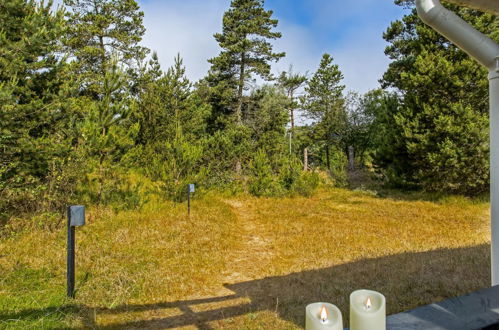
[348,146,355,170]
[303,148,308,171]
[325,145,330,171]
[187,189,191,216]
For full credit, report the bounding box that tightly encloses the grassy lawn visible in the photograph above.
[0,188,491,329]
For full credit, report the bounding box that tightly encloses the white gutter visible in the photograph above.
[416,0,498,70]
[416,0,499,286]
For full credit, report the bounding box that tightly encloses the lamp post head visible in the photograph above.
[69,205,85,227]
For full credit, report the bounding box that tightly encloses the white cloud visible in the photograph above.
[271,18,396,94]
[53,0,404,94]
[139,0,403,94]
[140,0,229,81]
[269,19,393,125]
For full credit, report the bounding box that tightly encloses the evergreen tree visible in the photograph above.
[248,149,281,196]
[207,0,285,126]
[376,1,496,193]
[247,85,289,159]
[62,0,151,203]
[302,53,347,170]
[0,0,69,217]
[278,66,307,130]
[79,60,139,203]
[137,56,210,200]
[137,55,210,145]
[343,91,375,167]
[63,0,148,95]
[360,90,404,179]
[278,66,307,154]
[133,51,163,102]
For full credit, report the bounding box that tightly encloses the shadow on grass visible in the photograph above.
[372,188,489,204]
[0,245,490,328]
[347,168,489,204]
[61,244,490,329]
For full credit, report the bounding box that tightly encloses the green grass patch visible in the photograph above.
[0,265,78,329]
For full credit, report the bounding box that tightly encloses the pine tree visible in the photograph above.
[376,1,496,193]
[137,56,210,200]
[133,51,163,101]
[278,66,307,130]
[63,0,148,95]
[248,149,281,196]
[278,66,307,155]
[0,0,68,216]
[207,0,285,126]
[79,59,139,203]
[343,91,375,167]
[302,53,347,170]
[62,0,150,202]
[137,55,210,145]
[247,85,289,158]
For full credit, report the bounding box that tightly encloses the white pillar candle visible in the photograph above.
[350,289,386,330]
[305,302,343,330]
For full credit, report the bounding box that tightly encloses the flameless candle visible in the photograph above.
[349,289,386,330]
[305,302,343,330]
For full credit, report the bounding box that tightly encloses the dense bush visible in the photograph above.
[292,171,321,197]
[326,146,348,187]
[248,150,283,197]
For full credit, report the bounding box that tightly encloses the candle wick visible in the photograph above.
[365,297,372,311]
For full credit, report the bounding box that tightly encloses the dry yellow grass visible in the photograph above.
[0,188,491,329]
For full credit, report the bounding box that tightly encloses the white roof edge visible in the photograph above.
[446,0,499,15]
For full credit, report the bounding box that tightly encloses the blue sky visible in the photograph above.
[52,0,409,93]
[139,0,409,93]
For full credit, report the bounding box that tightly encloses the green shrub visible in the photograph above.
[292,171,320,197]
[278,156,302,190]
[248,149,282,197]
[328,147,348,187]
[141,137,207,202]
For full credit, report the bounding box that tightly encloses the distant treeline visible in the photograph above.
[1,0,496,223]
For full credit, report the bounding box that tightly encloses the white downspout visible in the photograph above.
[416,0,499,286]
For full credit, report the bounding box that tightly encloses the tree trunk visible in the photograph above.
[236,52,245,125]
[235,160,242,175]
[98,153,105,204]
[303,148,308,171]
[97,126,107,204]
[326,145,330,171]
[234,52,246,175]
[289,90,295,155]
[94,1,107,75]
[289,90,295,130]
[348,146,355,170]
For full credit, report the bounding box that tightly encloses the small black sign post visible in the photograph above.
[187,184,195,216]
[67,205,85,298]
